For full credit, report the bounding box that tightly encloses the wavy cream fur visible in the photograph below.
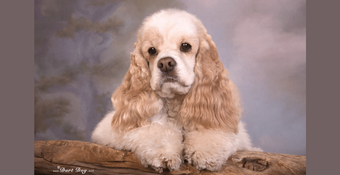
[92,9,261,172]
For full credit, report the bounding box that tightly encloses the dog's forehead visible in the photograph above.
[141,10,198,39]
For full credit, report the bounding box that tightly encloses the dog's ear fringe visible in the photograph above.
[179,33,241,134]
[110,43,161,133]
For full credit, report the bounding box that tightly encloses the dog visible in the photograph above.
[91,9,261,172]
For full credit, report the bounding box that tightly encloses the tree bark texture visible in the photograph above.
[34,140,306,175]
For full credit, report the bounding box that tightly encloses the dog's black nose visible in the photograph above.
[157,57,177,72]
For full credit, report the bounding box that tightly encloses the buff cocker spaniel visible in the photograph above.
[92,9,261,172]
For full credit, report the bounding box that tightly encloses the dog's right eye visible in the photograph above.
[148,47,157,55]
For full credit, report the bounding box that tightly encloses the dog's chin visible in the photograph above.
[154,81,191,98]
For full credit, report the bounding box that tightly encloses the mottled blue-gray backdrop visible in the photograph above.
[34,0,306,155]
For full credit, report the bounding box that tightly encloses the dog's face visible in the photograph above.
[138,11,200,98]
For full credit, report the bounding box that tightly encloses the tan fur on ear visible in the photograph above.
[179,32,241,134]
[111,42,162,132]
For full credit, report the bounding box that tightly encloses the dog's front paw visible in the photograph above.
[123,123,184,173]
[183,130,239,171]
[184,149,226,171]
[139,152,182,173]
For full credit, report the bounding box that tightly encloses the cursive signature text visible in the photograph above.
[52,166,94,174]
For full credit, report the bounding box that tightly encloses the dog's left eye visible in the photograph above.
[180,43,191,52]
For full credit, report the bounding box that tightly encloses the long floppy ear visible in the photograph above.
[110,41,162,132]
[179,32,241,134]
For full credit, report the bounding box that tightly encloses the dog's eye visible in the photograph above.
[148,47,157,55]
[180,43,191,52]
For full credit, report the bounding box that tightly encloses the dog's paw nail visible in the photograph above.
[152,166,163,173]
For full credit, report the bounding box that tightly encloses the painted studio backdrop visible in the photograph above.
[34,0,306,155]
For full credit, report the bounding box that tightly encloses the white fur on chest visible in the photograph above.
[150,97,184,129]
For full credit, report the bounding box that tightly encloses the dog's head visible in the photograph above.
[111,9,240,133]
[136,9,200,98]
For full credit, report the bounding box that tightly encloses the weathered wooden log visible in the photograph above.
[34,140,306,175]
